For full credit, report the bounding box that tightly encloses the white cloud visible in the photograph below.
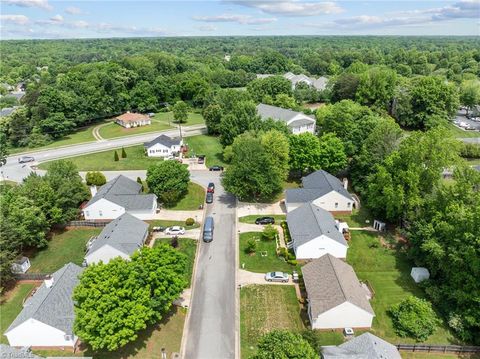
[0,14,29,25]
[226,0,343,16]
[50,14,63,23]
[65,6,84,15]
[2,0,52,11]
[70,20,89,28]
[192,13,277,25]
[195,24,218,32]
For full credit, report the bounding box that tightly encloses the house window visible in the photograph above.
[335,203,338,208]
[85,211,90,216]
[347,202,351,208]
[99,210,103,217]
[64,334,72,341]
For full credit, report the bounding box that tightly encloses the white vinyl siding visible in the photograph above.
[310,301,374,329]
[6,319,77,348]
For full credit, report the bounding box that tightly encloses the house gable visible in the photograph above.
[312,190,354,212]
[85,244,130,265]
[312,301,374,329]
[6,318,77,347]
[83,198,125,220]
[295,234,347,259]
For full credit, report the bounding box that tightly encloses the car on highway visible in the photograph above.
[165,226,185,235]
[18,156,35,164]
[255,217,275,225]
[265,272,289,283]
[206,192,213,204]
[209,165,224,171]
[207,182,215,193]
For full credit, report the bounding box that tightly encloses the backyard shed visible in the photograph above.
[411,267,430,283]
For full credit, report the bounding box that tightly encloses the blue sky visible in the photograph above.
[0,0,479,39]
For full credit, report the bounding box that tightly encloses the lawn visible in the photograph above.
[239,232,297,273]
[183,134,226,167]
[165,182,205,211]
[154,238,197,286]
[334,206,373,228]
[241,285,304,359]
[239,215,286,224]
[98,119,172,140]
[0,283,36,344]
[28,228,101,273]
[34,307,187,359]
[153,111,205,126]
[446,123,480,138]
[39,145,163,171]
[347,232,457,345]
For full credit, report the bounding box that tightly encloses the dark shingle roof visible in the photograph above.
[86,175,156,211]
[6,263,83,335]
[144,134,181,149]
[86,213,148,257]
[322,333,401,358]
[302,254,374,318]
[256,103,315,124]
[287,202,347,248]
[0,345,42,358]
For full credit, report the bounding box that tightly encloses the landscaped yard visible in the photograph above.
[154,238,197,286]
[240,285,304,359]
[183,135,226,167]
[153,111,205,126]
[239,232,297,273]
[347,231,457,345]
[165,182,205,211]
[98,118,172,140]
[334,206,373,228]
[38,145,163,171]
[239,214,286,224]
[0,283,36,344]
[28,228,101,273]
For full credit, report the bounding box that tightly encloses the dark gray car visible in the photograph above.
[206,192,213,204]
[203,216,214,242]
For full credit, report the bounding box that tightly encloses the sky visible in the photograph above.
[0,0,479,39]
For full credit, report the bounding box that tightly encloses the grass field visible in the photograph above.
[0,283,36,344]
[28,228,101,273]
[240,285,304,359]
[184,135,226,167]
[153,111,205,126]
[166,182,205,211]
[239,215,286,224]
[154,238,197,286]
[239,232,297,273]
[98,120,172,140]
[39,145,163,171]
[334,206,373,228]
[446,123,480,138]
[347,232,457,344]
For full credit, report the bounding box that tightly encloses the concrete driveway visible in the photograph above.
[238,270,293,286]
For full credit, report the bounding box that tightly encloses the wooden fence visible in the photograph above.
[66,220,110,228]
[14,273,50,280]
[396,344,480,354]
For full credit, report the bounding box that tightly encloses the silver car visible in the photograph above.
[164,226,185,235]
[18,156,35,164]
[265,271,289,283]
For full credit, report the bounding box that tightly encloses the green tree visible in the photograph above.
[121,147,127,158]
[331,73,360,103]
[203,103,222,135]
[288,133,321,175]
[146,160,190,205]
[273,94,297,110]
[219,100,261,147]
[251,330,317,359]
[172,100,188,124]
[85,171,107,186]
[246,239,257,254]
[247,76,292,103]
[459,80,480,115]
[114,150,119,161]
[261,130,290,182]
[136,176,144,191]
[262,224,278,241]
[317,133,347,174]
[356,66,397,110]
[0,132,8,167]
[389,296,440,341]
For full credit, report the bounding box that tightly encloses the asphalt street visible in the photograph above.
[184,171,237,359]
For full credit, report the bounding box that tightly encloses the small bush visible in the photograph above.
[114,150,119,161]
[287,259,298,266]
[287,252,296,261]
[369,241,380,248]
[246,239,257,254]
[121,147,127,158]
[85,171,107,186]
[185,218,195,226]
[278,247,288,258]
[262,224,278,241]
[171,237,179,248]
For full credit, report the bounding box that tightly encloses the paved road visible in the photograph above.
[1,125,206,182]
[184,171,237,359]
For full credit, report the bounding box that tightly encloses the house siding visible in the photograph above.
[85,245,130,265]
[312,191,353,213]
[6,319,77,348]
[310,302,374,329]
[146,142,181,158]
[288,114,316,134]
[83,198,125,220]
[294,235,347,259]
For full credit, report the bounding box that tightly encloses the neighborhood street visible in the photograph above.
[184,172,237,359]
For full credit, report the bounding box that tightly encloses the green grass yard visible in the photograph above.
[28,228,101,273]
[334,206,373,228]
[153,111,205,126]
[154,238,197,287]
[165,182,205,211]
[238,215,286,224]
[184,135,226,167]
[446,122,480,138]
[240,285,304,359]
[99,119,172,140]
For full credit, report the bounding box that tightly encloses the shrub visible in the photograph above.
[185,218,195,226]
[171,237,179,248]
[136,177,144,192]
[114,150,119,161]
[85,171,107,186]
[246,239,257,254]
[146,160,190,206]
[121,147,127,158]
[389,296,440,341]
[278,247,288,258]
[287,259,298,266]
[262,224,278,241]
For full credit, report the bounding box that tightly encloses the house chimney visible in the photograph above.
[44,275,54,288]
[343,178,348,190]
[90,185,97,197]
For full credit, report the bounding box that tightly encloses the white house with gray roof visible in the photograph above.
[256,103,316,135]
[287,203,348,259]
[85,213,148,265]
[285,170,354,213]
[5,263,83,348]
[322,333,401,358]
[144,135,183,158]
[82,175,157,220]
[302,254,375,330]
[256,72,329,91]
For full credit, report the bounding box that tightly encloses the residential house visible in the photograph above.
[302,254,375,329]
[82,175,157,220]
[322,333,401,358]
[287,202,348,259]
[285,170,354,213]
[115,112,151,128]
[256,103,316,135]
[144,135,183,158]
[85,213,148,265]
[5,263,83,348]
[255,72,329,91]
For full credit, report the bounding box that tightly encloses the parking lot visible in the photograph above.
[453,109,480,132]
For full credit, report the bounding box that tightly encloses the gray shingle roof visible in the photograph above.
[6,263,83,335]
[86,175,156,211]
[144,134,181,149]
[256,103,315,124]
[0,345,42,358]
[86,213,148,257]
[287,202,347,248]
[286,170,353,204]
[322,333,401,359]
[302,254,374,319]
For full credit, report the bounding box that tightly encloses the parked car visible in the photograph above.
[203,216,214,243]
[165,226,185,235]
[18,156,35,164]
[207,182,215,193]
[206,192,213,204]
[198,155,205,164]
[209,165,224,171]
[255,217,275,225]
[152,226,165,232]
[265,272,289,283]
